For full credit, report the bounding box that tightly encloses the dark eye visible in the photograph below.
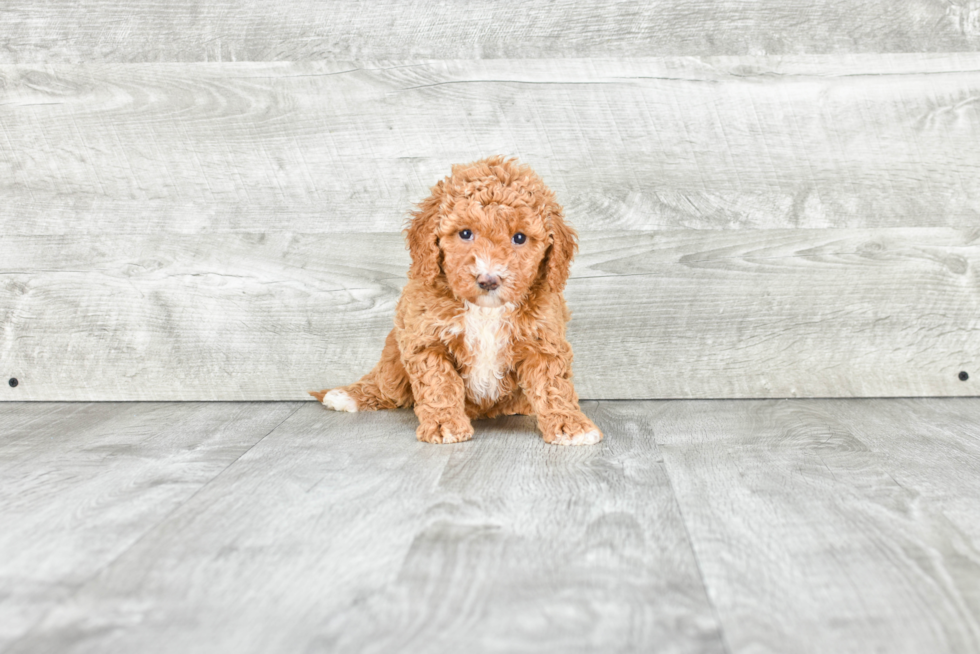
[512,232,527,245]
[459,229,473,241]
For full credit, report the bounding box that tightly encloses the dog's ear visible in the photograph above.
[405,180,445,284]
[544,203,578,293]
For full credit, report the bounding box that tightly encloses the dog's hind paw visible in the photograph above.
[313,389,358,412]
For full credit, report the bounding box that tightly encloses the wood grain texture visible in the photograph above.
[2,55,980,235]
[4,399,980,653]
[315,402,724,653]
[652,398,980,654]
[1,228,977,401]
[0,401,300,650]
[2,402,724,654]
[2,0,980,63]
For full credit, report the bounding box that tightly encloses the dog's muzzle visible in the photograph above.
[477,274,500,291]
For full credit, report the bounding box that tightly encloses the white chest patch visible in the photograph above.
[461,301,513,403]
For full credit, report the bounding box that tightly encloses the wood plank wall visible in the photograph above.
[2,1,979,400]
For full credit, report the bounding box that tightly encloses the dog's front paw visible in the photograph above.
[416,415,474,444]
[547,429,603,446]
[540,413,603,446]
[317,388,358,413]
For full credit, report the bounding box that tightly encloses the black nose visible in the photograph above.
[477,274,500,291]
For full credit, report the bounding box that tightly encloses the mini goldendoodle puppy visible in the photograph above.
[311,156,602,446]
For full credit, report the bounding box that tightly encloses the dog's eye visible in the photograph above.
[459,229,474,241]
[512,232,527,245]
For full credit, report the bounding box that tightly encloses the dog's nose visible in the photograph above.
[477,274,500,291]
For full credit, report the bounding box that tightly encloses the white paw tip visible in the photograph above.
[551,429,603,446]
[322,389,358,412]
[442,431,471,444]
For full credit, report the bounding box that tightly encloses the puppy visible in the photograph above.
[311,156,602,446]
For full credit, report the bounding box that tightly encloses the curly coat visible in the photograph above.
[311,156,602,445]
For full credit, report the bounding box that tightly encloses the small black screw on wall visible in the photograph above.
[959,371,970,382]
[8,378,18,388]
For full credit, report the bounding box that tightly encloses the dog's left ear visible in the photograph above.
[544,203,578,293]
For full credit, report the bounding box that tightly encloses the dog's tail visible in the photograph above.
[308,390,327,402]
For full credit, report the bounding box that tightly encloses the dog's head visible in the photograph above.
[405,156,577,307]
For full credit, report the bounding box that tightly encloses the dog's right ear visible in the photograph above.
[405,180,444,284]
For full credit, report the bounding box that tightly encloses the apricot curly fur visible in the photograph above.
[311,156,602,446]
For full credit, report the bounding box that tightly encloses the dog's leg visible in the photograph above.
[480,388,534,419]
[402,347,474,444]
[311,329,413,412]
[516,351,603,446]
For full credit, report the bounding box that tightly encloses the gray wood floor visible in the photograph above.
[2,398,979,653]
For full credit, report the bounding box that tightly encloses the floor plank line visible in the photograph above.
[3,399,980,652]
[9,401,306,647]
[0,401,302,650]
[652,418,735,654]
[652,398,980,654]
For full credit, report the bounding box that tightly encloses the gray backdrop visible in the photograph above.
[1,1,978,400]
